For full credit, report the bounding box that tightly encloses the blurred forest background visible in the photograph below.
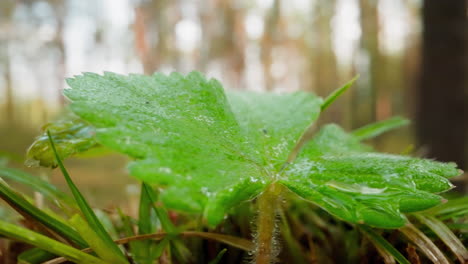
[0,0,466,203]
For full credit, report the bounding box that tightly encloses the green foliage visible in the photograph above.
[2,71,463,263]
[26,114,101,168]
[47,131,128,263]
[0,220,106,264]
[352,116,410,141]
[284,125,457,227]
[63,71,323,226]
[60,71,460,228]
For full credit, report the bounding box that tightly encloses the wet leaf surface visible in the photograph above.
[61,71,461,228]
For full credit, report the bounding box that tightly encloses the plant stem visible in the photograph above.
[255,183,280,264]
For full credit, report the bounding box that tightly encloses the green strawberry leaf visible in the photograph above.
[61,71,461,228]
[64,71,322,226]
[281,125,459,228]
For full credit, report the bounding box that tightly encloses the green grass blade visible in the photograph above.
[426,196,468,218]
[0,167,74,205]
[47,130,128,262]
[142,183,191,262]
[150,237,171,259]
[0,220,106,264]
[139,183,155,234]
[400,223,450,264]
[17,248,55,264]
[445,223,468,231]
[142,183,176,233]
[208,248,227,264]
[415,214,468,263]
[360,226,410,264]
[0,180,87,247]
[321,75,358,112]
[352,117,410,141]
[70,214,128,264]
[130,183,157,264]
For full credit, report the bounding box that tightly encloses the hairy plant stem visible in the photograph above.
[255,182,281,264]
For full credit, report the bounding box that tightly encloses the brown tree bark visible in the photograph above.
[417,0,467,169]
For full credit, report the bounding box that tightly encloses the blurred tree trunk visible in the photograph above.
[52,1,66,105]
[2,44,13,123]
[134,0,176,74]
[1,1,15,123]
[261,0,280,91]
[417,0,467,168]
[353,0,381,128]
[309,1,339,124]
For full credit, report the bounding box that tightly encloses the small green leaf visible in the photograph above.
[0,220,106,264]
[26,114,101,168]
[352,116,410,141]
[47,131,128,262]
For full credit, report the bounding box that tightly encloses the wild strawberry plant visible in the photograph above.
[22,71,461,263]
[0,71,460,263]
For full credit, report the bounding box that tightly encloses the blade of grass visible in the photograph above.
[352,117,410,141]
[0,220,106,264]
[360,226,410,264]
[18,248,55,264]
[69,214,128,264]
[320,75,359,112]
[142,183,191,262]
[46,231,254,264]
[47,130,128,262]
[117,211,138,254]
[286,76,359,164]
[445,223,468,231]
[208,248,227,264]
[399,223,450,264]
[0,179,87,247]
[141,183,176,233]
[139,183,155,234]
[426,197,468,219]
[132,183,157,264]
[0,167,74,205]
[150,237,171,259]
[414,214,468,263]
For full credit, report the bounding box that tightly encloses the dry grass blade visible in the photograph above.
[415,214,468,263]
[400,223,450,264]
